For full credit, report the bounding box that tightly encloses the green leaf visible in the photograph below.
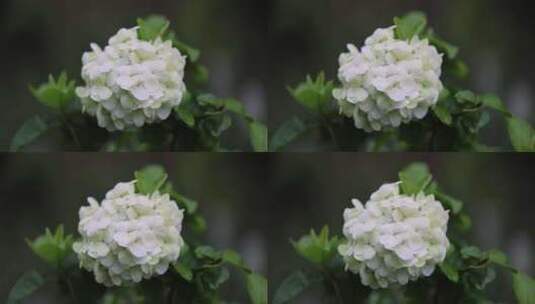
[191,64,209,84]
[171,37,201,63]
[289,72,334,113]
[440,259,459,283]
[461,246,485,260]
[291,226,339,265]
[448,59,469,79]
[480,94,511,117]
[393,11,428,40]
[426,29,459,60]
[488,249,508,267]
[455,90,479,105]
[270,117,313,151]
[137,15,170,41]
[195,246,222,261]
[469,267,496,290]
[246,273,268,304]
[26,225,74,268]
[454,213,472,232]
[507,117,535,152]
[176,105,195,127]
[189,214,207,234]
[174,262,193,282]
[223,249,252,273]
[198,97,250,118]
[439,245,462,283]
[10,116,50,152]
[7,271,45,304]
[273,271,322,304]
[201,267,230,290]
[134,165,168,195]
[435,191,463,214]
[249,121,268,152]
[30,71,75,110]
[398,163,433,195]
[161,182,199,215]
[433,102,452,126]
[513,272,535,304]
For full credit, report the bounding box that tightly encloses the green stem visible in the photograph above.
[321,117,339,149]
[59,112,81,150]
[428,122,437,152]
[65,275,79,304]
[321,267,342,304]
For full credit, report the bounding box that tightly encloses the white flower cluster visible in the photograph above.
[76,27,187,131]
[338,182,449,289]
[333,26,443,132]
[73,181,185,287]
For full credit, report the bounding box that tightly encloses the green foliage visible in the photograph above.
[26,225,74,268]
[393,11,427,40]
[30,71,76,111]
[513,272,535,304]
[507,116,535,152]
[425,29,459,60]
[246,273,268,304]
[275,162,535,303]
[398,162,433,195]
[10,165,267,303]
[288,72,334,113]
[134,165,168,195]
[10,115,51,151]
[6,271,45,304]
[273,271,322,304]
[480,94,511,117]
[14,15,265,152]
[162,182,199,215]
[270,117,315,151]
[274,10,535,152]
[291,226,340,265]
[170,36,201,63]
[249,121,268,152]
[433,91,454,126]
[137,15,170,41]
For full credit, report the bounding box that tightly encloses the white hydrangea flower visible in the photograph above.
[76,27,187,131]
[332,26,443,132]
[73,181,185,287]
[338,182,449,289]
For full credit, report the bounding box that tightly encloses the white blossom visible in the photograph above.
[338,182,449,289]
[332,26,443,132]
[76,27,187,131]
[73,181,184,287]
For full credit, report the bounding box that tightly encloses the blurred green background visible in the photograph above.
[269,0,535,150]
[268,154,535,303]
[0,0,268,150]
[0,153,269,302]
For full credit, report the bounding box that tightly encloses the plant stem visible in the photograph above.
[59,112,81,150]
[166,284,176,304]
[321,117,339,149]
[65,275,79,304]
[433,277,442,304]
[428,122,437,152]
[322,268,342,304]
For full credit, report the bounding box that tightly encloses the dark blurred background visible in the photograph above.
[268,154,535,303]
[1,154,534,302]
[0,153,269,302]
[0,0,269,150]
[1,0,535,149]
[268,0,535,149]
